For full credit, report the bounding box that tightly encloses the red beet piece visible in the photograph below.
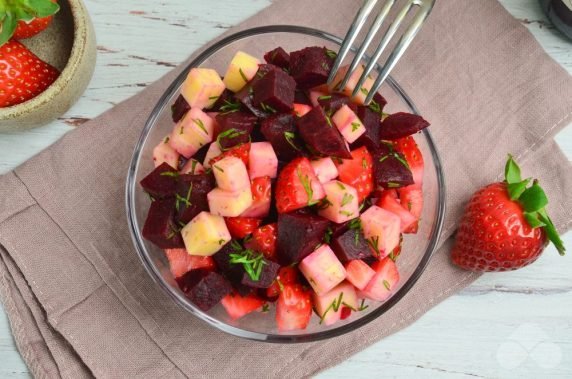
[142,198,185,249]
[264,47,290,69]
[171,94,191,123]
[378,112,430,140]
[276,212,330,265]
[372,92,388,112]
[177,270,232,311]
[318,93,351,113]
[235,64,281,118]
[175,173,216,223]
[210,89,239,113]
[140,162,179,199]
[297,106,352,159]
[212,242,245,283]
[294,90,312,106]
[372,143,414,189]
[351,105,382,150]
[330,227,374,263]
[252,69,296,113]
[289,46,334,89]
[241,259,280,289]
[260,113,305,161]
[215,112,257,150]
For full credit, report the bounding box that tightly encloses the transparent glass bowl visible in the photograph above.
[126,25,445,343]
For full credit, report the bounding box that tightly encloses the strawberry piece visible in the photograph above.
[14,15,53,39]
[242,176,272,218]
[275,157,325,213]
[245,223,278,260]
[221,292,265,320]
[334,146,374,202]
[266,266,298,298]
[340,306,352,320]
[398,185,423,233]
[377,190,417,233]
[224,217,261,239]
[209,143,250,167]
[394,136,424,185]
[276,284,312,331]
[164,249,216,278]
[0,40,60,107]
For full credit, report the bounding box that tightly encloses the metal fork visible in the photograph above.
[327,0,435,105]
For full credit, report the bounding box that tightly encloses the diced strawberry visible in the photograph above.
[293,103,312,117]
[221,292,265,320]
[360,257,400,302]
[340,306,352,320]
[377,190,417,233]
[266,266,298,298]
[398,185,423,234]
[224,217,262,239]
[241,176,272,218]
[275,157,325,213]
[164,249,216,278]
[210,142,250,167]
[245,223,278,260]
[334,146,374,202]
[394,136,424,185]
[276,284,312,331]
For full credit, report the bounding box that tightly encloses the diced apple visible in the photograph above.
[293,103,312,117]
[212,156,250,192]
[308,90,328,107]
[181,68,225,109]
[360,258,399,301]
[329,65,374,105]
[299,245,346,295]
[169,108,215,158]
[310,157,338,184]
[153,137,180,169]
[345,260,376,290]
[207,187,253,217]
[223,51,261,92]
[248,142,278,179]
[181,212,231,256]
[203,143,222,169]
[331,104,366,143]
[360,205,401,259]
[180,159,205,175]
[318,180,359,224]
[313,281,358,326]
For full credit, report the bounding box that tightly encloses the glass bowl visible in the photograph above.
[126,25,445,343]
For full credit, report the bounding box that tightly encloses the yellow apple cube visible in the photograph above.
[329,65,375,105]
[181,212,231,256]
[223,51,261,92]
[181,68,225,109]
[212,156,250,192]
[207,187,253,217]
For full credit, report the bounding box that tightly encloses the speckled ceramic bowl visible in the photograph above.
[0,0,96,132]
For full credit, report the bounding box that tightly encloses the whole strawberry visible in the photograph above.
[0,0,59,44]
[0,40,60,107]
[451,155,565,272]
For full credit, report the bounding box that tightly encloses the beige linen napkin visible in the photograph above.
[1,0,572,377]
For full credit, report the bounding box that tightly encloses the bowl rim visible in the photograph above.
[0,0,90,120]
[126,25,446,343]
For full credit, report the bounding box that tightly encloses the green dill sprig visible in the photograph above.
[229,242,267,281]
[260,102,277,114]
[193,118,208,134]
[319,292,344,324]
[297,168,316,206]
[284,131,301,151]
[219,99,241,114]
[216,128,246,151]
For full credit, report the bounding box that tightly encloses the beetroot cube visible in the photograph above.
[142,198,185,249]
[235,64,281,118]
[140,162,179,199]
[372,93,388,113]
[210,89,238,113]
[212,242,245,283]
[177,270,232,311]
[289,46,334,89]
[379,112,430,140]
[372,144,414,189]
[330,227,374,263]
[264,47,290,69]
[171,95,191,123]
[352,106,382,150]
[176,173,216,223]
[276,212,330,265]
[294,90,312,106]
[318,94,351,113]
[297,106,351,159]
[215,112,257,149]
[252,69,296,113]
[260,113,305,161]
[241,258,280,289]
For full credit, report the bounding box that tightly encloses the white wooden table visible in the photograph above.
[1,0,571,377]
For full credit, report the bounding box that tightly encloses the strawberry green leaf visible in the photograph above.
[519,182,548,213]
[504,154,521,184]
[507,178,530,200]
[0,13,16,46]
[537,211,566,256]
[523,212,545,229]
[26,0,60,18]
[0,0,59,46]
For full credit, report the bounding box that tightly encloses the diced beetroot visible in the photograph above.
[276,284,312,331]
[215,112,256,150]
[313,281,357,325]
[171,94,191,123]
[297,106,351,159]
[299,245,346,295]
[235,64,281,117]
[360,258,399,302]
[164,248,215,278]
[260,113,304,161]
[177,270,232,311]
[294,90,312,106]
[372,144,414,189]
[210,89,237,112]
[352,105,382,150]
[293,103,312,117]
[378,112,430,140]
[142,198,185,249]
[344,260,376,290]
[140,162,179,199]
[212,242,246,283]
[253,69,296,113]
[264,47,290,69]
[241,258,280,289]
[221,292,265,320]
[289,46,335,89]
[318,93,351,113]
[330,227,374,263]
[276,212,330,265]
[175,173,215,223]
[153,138,180,169]
[372,92,388,113]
